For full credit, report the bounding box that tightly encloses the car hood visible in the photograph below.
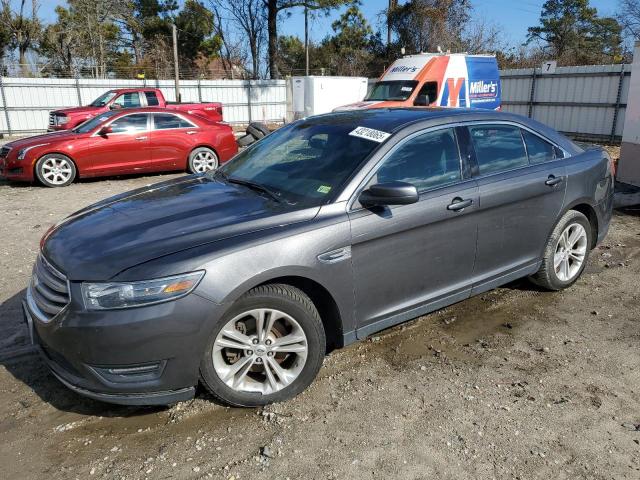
[43,175,319,281]
[52,105,101,116]
[5,130,78,149]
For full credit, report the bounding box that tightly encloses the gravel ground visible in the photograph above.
[0,172,639,480]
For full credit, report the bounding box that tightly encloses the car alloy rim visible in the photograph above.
[212,308,308,394]
[41,156,72,185]
[192,150,218,173]
[554,222,588,282]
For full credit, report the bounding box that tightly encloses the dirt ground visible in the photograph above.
[1,171,639,480]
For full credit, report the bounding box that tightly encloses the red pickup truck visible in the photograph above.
[48,88,223,131]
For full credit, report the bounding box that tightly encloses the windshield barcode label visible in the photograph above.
[349,126,391,143]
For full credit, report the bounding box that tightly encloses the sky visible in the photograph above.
[35,0,621,47]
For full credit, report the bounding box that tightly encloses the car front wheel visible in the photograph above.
[531,210,592,290]
[35,154,76,187]
[199,284,326,407]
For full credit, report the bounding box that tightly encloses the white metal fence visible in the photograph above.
[500,64,630,143]
[0,77,288,135]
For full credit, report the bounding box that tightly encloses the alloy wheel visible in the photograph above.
[212,308,308,394]
[41,156,73,185]
[554,222,588,282]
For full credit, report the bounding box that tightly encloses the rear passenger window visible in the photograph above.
[374,128,461,191]
[469,125,528,175]
[154,114,192,129]
[145,91,159,106]
[523,130,555,164]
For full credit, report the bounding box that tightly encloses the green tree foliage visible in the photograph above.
[175,0,221,69]
[264,0,354,79]
[276,35,305,74]
[526,0,623,64]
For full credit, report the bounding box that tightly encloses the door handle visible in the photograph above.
[447,197,473,211]
[135,136,147,141]
[186,130,198,135]
[545,175,563,186]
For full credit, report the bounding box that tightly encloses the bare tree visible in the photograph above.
[209,2,249,79]
[618,0,640,39]
[210,0,265,79]
[0,0,41,75]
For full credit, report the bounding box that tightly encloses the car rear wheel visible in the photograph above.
[199,284,326,407]
[35,154,76,187]
[188,147,218,174]
[530,210,591,290]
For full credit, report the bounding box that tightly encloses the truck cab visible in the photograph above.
[48,88,223,131]
[336,53,501,111]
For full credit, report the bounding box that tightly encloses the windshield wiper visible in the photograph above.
[227,176,284,203]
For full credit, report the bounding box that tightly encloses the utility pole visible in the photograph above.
[387,0,397,47]
[304,5,309,76]
[172,24,181,102]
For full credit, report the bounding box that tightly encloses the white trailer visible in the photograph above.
[618,41,640,187]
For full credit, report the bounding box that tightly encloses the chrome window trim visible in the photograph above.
[342,119,572,211]
[150,112,198,131]
[464,120,571,181]
[89,112,151,137]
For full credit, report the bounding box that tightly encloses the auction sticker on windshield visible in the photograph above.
[349,126,391,143]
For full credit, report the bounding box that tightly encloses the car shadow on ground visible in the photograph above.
[0,288,169,418]
[0,170,185,189]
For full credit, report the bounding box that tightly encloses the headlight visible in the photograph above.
[18,143,50,160]
[81,271,205,310]
[57,115,69,125]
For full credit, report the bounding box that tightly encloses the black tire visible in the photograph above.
[247,122,270,138]
[187,146,218,174]
[35,154,76,187]
[530,210,592,291]
[246,123,265,139]
[237,133,256,147]
[199,284,326,407]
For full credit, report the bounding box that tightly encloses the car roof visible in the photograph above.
[307,108,581,154]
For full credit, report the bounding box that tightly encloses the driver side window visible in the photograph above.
[372,128,462,192]
[113,92,142,109]
[414,82,438,106]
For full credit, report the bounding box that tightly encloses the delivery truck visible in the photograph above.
[335,53,501,111]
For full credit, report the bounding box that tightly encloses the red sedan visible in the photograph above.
[0,108,238,187]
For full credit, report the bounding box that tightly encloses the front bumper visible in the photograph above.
[0,158,32,181]
[23,286,226,406]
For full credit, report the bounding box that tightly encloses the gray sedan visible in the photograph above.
[26,108,614,407]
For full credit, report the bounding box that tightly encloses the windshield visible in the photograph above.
[90,91,117,107]
[366,81,418,101]
[72,111,118,133]
[217,118,384,207]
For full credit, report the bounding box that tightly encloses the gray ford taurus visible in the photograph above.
[24,108,614,407]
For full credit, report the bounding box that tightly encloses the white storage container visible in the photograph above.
[291,76,368,118]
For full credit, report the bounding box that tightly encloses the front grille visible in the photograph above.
[48,112,55,126]
[26,254,70,323]
[0,146,10,158]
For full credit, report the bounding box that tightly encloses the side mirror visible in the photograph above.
[98,125,113,136]
[359,181,419,207]
[414,94,430,106]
